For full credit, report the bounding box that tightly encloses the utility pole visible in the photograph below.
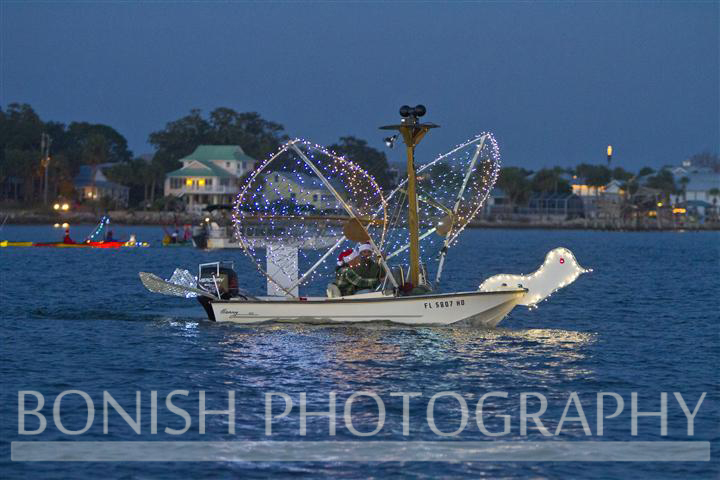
[41,133,52,205]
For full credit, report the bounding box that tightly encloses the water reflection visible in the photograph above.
[213,324,597,391]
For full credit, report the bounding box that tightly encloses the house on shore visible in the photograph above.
[263,171,341,212]
[74,164,130,208]
[669,165,720,205]
[484,187,585,220]
[164,145,256,213]
[669,163,720,221]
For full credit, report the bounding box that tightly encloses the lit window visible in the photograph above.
[186,178,193,186]
[199,179,206,187]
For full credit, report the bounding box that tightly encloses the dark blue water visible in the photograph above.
[1,225,718,478]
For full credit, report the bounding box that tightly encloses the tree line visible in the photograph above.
[1,102,716,209]
[496,153,718,208]
[0,104,394,208]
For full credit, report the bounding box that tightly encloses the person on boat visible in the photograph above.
[326,249,356,297]
[63,228,74,244]
[335,243,384,296]
[104,229,115,242]
[182,225,192,243]
[171,230,179,244]
[336,248,354,273]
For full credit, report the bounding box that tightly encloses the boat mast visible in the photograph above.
[381,105,438,286]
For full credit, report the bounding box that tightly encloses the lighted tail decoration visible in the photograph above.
[383,132,501,282]
[478,248,591,307]
[232,139,388,296]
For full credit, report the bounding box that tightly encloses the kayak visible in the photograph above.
[0,240,146,248]
[0,241,33,247]
[31,241,125,248]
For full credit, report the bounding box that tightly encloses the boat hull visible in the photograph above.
[208,289,527,327]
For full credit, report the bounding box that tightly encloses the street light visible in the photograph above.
[607,145,613,166]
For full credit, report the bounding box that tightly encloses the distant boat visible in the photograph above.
[193,219,338,250]
[1,216,149,248]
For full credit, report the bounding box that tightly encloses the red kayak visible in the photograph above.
[33,241,125,248]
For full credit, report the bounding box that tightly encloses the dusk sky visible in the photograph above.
[1,1,718,170]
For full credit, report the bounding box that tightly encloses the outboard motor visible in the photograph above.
[198,261,238,300]
[196,261,238,322]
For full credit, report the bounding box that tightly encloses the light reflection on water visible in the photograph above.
[213,324,597,390]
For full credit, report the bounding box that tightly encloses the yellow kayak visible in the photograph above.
[0,241,33,247]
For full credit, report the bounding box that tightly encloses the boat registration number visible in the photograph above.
[424,299,465,309]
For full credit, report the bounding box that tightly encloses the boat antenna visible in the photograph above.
[380,105,439,287]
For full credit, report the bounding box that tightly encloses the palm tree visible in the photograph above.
[81,133,109,200]
[709,188,720,221]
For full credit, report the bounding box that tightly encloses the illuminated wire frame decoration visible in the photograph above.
[232,139,388,295]
[478,247,592,308]
[383,132,501,283]
[85,215,110,242]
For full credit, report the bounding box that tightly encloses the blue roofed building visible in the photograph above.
[263,171,342,212]
[74,164,130,207]
[670,165,720,205]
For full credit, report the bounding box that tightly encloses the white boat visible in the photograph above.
[211,290,525,327]
[140,105,590,327]
[140,245,588,327]
[194,221,340,250]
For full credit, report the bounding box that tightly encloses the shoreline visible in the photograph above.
[2,210,718,231]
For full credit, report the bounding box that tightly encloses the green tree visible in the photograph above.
[0,104,44,202]
[149,108,286,175]
[149,109,213,176]
[645,169,676,201]
[208,109,286,160]
[67,122,132,164]
[497,166,532,206]
[612,167,634,182]
[638,166,655,177]
[0,103,131,205]
[531,167,570,194]
[575,163,611,187]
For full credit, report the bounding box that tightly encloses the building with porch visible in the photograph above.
[164,145,256,213]
[263,171,341,212]
[74,164,130,207]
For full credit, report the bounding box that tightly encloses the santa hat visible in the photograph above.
[345,250,359,264]
[337,248,354,266]
[357,243,373,253]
